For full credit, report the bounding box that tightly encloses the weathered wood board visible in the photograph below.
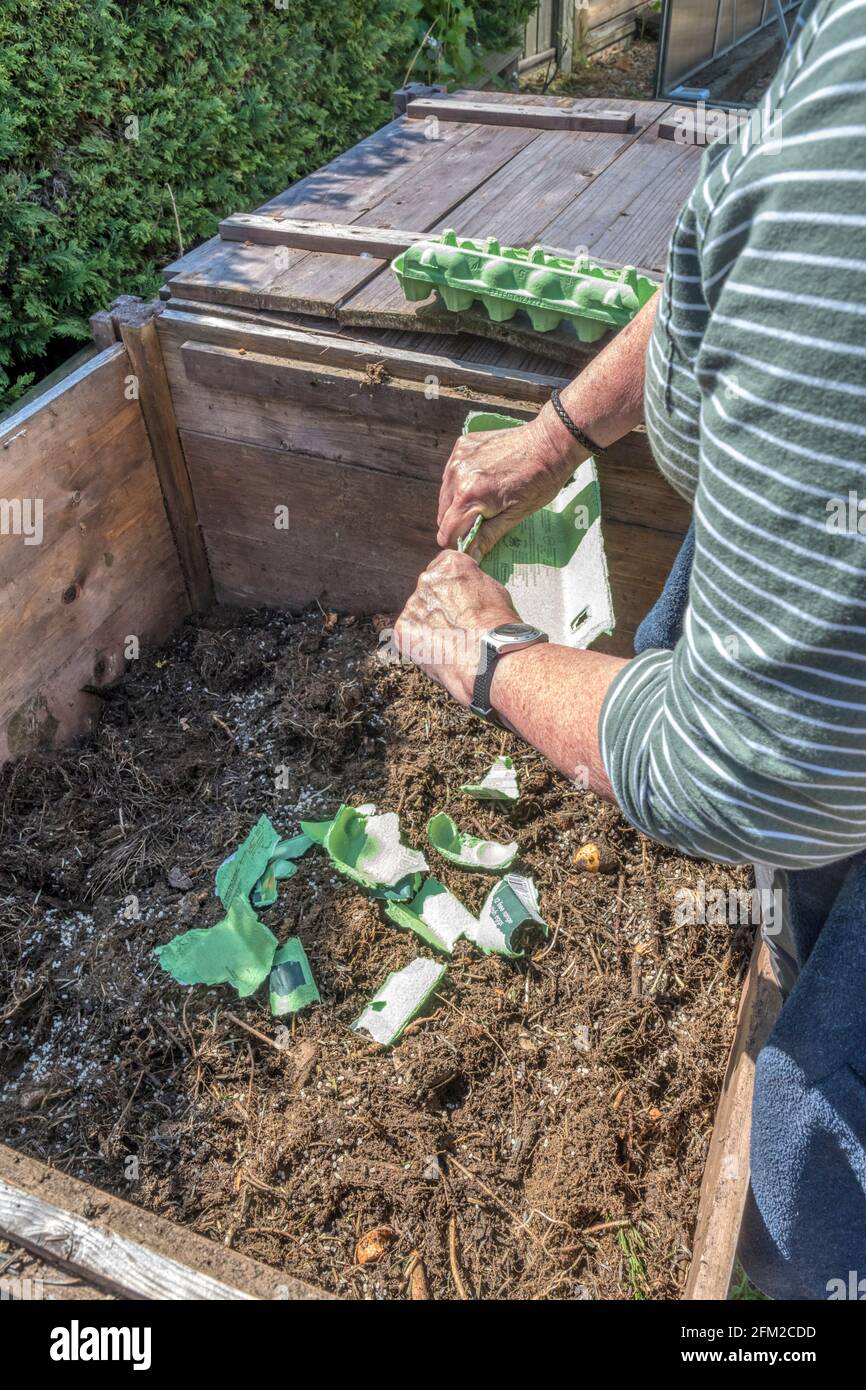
[404,96,637,132]
[0,1145,331,1300]
[684,940,782,1300]
[0,345,190,762]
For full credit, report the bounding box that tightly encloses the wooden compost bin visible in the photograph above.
[0,94,780,1299]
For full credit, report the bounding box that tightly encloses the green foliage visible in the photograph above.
[0,0,416,407]
[1,0,535,408]
[409,0,537,86]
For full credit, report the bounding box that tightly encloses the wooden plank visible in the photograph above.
[582,0,644,27]
[89,309,117,350]
[257,113,478,217]
[168,98,672,341]
[114,304,214,611]
[583,11,640,55]
[0,349,161,590]
[0,454,187,713]
[594,518,687,657]
[169,120,531,312]
[599,428,693,535]
[163,116,477,283]
[170,373,460,485]
[219,215,425,258]
[340,297,605,366]
[0,1146,331,1301]
[209,527,418,616]
[202,509,684,658]
[684,940,782,1300]
[538,110,703,272]
[406,97,636,132]
[164,297,572,378]
[658,107,747,147]
[177,338,689,529]
[0,345,190,761]
[179,341,537,442]
[183,432,437,616]
[160,307,566,404]
[0,345,99,427]
[1,570,187,762]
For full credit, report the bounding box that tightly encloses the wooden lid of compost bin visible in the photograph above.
[160,94,702,374]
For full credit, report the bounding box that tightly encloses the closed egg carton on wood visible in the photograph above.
[392,230,656,341]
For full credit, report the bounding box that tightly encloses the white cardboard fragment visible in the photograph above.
[461,755,519,802]
[386,878,480,953]
[352,957,446,1046]
[354,811,428,884]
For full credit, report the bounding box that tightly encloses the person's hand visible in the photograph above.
[393,551,520,706]
[436,405,584,556]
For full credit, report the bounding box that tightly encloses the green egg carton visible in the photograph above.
[392,230,656,341]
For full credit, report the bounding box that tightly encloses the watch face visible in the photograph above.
[494,623,539,640]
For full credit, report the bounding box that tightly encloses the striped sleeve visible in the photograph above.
[600,0,866,870]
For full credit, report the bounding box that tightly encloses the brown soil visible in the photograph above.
[0,607,750,1300]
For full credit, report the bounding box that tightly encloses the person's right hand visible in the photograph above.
[436,406,584,557]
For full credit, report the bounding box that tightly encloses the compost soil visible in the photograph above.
[0,607,750,1300]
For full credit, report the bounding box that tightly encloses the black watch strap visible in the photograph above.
[470,638,500,723]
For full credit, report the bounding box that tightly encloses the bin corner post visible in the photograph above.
[111,298,214,613]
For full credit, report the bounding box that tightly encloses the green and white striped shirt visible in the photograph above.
[600,0,866,870]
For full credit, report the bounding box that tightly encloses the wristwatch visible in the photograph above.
[470,623,549,725]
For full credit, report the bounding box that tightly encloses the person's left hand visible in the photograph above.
[393,551,520,706]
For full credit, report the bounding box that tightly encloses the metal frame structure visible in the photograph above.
[655,0,802,101]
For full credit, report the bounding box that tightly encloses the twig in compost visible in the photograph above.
[448,1215,470,1301]
[581,1217,632,1237]
[211,713,237,741]
[225,1010,284,1053]
[613,873,625,942]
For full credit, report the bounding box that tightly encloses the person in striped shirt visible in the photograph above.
[396,0,866,1297]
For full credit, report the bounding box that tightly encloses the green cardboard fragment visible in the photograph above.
[457,512,485,555]
[385,877,479,954]
[215,814,282,909]
[392,231,656,341]
[461,755,519,802]
[427,811,518,871]
[275,833,316,859]
[154,896,278,998]
[367,873,424,902]
[299,818,332,844]
[251,832,314,908]
[352,957,446,1046]
[465,873,548,957]
[269,938,320,1016]
[323,804,427,891]
[458,411,614,648]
